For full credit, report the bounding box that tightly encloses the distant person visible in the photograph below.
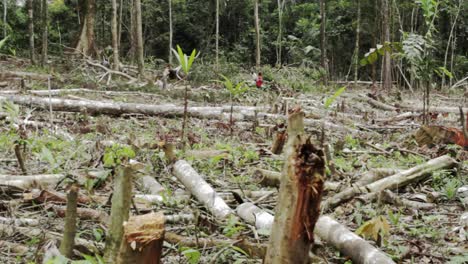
[256,72,263,88]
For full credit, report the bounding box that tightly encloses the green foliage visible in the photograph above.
[324,86,346,109]
[103,144,136,167]
[216,74,249,98]
[0,35,10,50]
[356,215,390,243]
[223,215,245,238]
[360,42,402,66]
[180,247,201,264]
[171,45,198,76]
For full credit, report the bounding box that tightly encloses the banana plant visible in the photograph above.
[170,45,199,150]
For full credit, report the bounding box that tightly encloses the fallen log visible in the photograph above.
[253,169,340,191]
[117,212,165,264]
[356,168,402,186]
[0,223,102,253]
[0,70,51,80]
[165,232,266,258]
[322,155,457,211]
[236,202,274,230]
[400,104,468,114]
[50,204,109,223]
[315,216,395,264]
[379,190,435,210]
[173,160,234,220]
[137,176,165,195]
[415,125,468,148]
[0,174,64,189]
[0,94,363,134]
[0,240,29,254]
[265,109,325,264]
[0,216,40,226]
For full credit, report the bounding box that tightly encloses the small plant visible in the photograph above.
[356,215,390,246]
[180,246,201,264]
[215,74,249,136]
[103,144,136,168]
[443,178,461,200]
[387,209,401,226]
[171,45,199,150]
[223,215,245,238]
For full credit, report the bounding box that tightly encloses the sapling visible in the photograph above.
[171,45,198,150]
[215,74,249,136]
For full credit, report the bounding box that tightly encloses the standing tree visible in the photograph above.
[75,0,97,57]
[2,0,6,38]
[254,0,261,68]
[168,0,173,65]
[215,0,220,71]
[41,0,48,66]
[276,0,286,67]
[320,0,328,84]
[28,0,35,65]
[134,0,144,76]
[382,0,392,91]
[353,0,361,87]
[111,0,120,70]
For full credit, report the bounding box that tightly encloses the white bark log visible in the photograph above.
[316,216,395,264]
[356,168,402,186]
[136,175,164,195]
[173,160,233,219]
[323,155,457,210]
[0,216,40,226]
[236,202,274,230]
[0,174,64,189]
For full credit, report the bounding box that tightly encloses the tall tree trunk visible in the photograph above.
[353,0,360,87]
[117,0,123,47]
[382,0,392,91]
[41,0,48,66]
[254,0,261,68]
[320,0,328,84]
[129,0,136,62]
[2,0,6,38]
[168,0,173,65]
[442,0,461,88]
[28,0,36,65]
[215,0,219,71]
[75,0,97,58]
[134,0,144,76]
[276,0,284,67]
[111,0,120,70]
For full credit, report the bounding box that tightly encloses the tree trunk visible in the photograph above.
[117,0,123,47]
[111,0,120,70]
[353,0,360,87]
[320,0,328,84]
[264,109,325,264]
[276,0,285,67]
[75,0,97,57]
[134,0,144,76]
[27,0,35,65]
[2,0,6,38]
[254,0,261,68]
[382,0,392,91]
[129,0,136,62]
[168,0,173,65]
[59,185,79,258]
[104,166,134,264]
[41,0,48,66]
[215,0,219,71]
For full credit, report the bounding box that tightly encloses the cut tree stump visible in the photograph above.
[264,108,325,264]
[117,212,165,264]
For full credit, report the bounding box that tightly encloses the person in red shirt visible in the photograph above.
[256,72,263,88]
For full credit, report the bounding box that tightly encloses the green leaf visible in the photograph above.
[230,245,249,256]
[181,247,201,264]
[187,48,197,72]
[324,86,346,109]
[0,36,9,50]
